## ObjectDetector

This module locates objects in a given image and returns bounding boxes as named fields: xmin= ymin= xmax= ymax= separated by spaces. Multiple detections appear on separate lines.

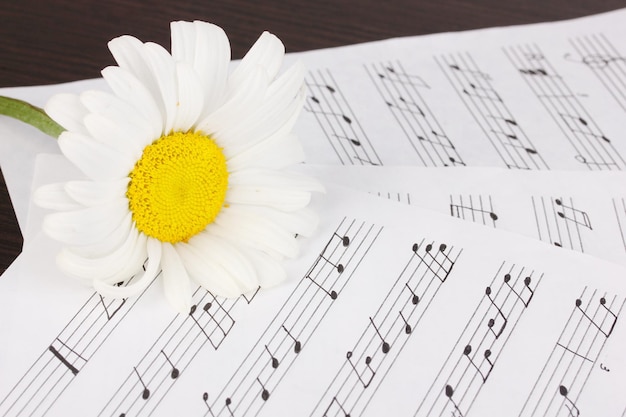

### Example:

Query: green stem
xmin=0 ymin=95 xmax=63 ymax=138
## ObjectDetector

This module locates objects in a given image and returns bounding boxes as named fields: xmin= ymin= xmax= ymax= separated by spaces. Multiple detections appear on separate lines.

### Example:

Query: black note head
xmin=575 ymin=299 xmax=583 ymax=307
xmin=412 ymin=243 xmax=419 ymax=252
xmin=412 ymin=295 xmax=419 ymax=305
xmin=485 ymin=286 xmax=492 ymax=296
xmin=555 ymin=198 xmax=563 ymax=206
xmin=490 ymin=212 xmax=498 ymax=221
xmin=524 ymin=276 xmax=532 ymax=286
xmin=488 ymin=318 xmax=495 ymax=328
xmin=463 ymin=345 xmax=472 ymax=355
xmin=226 ymin=398 xmax=232 ymax=406
xmin=203 ymin=302 xmax=211 ymax=312
xmin=425 ymin=244 xmax=433 ymax=252
xmin=503 ymin=274 xmax=511 ymax=283
xmin=171 ymin=368 xmax=180 ymax=379
xmin=557 ymin=212 xmax=565 ymax=219
xmin=330 ymin=290 xmax=338 ymax=300
xmin=600 ymin=297 xmax=607 ymax=305
xmin=341 ymin=236 xmax=350 ymax=246
xmin=310 ymin=96 xmax=320 ymax=104
xmin=559 ymin=385 xmax=568 ymax=396
xmin=326 ymin=85 xmax=336 ymax=93
xmin=336 ymin=264 xmax=344 ymax=273
xmin=439 ymin=243 xmax=447 ymax=252
xmin=365 ymin=356 xmax=372 ymax=365
xmin=346 ymin=351 xmax=353 ymax=359
xmin=272 ymin=358 xmax=279 ymax=369
xmin=261 ymin=389 xmax=270 ymax=401
xmin=554 ymin=242 xmax=562 ymax=247
xmin=189 ymin=305 xmax=197 ymax=315
xmin=526 ymin=148 xmax=538 ymax=154
xmin=294 ymin=341 xmax=302 ymax=354
xmin=142 ymin=388 xmax=150 ymax=400
xmin=484 ymin=349 xmax=492 ymax=359
xmin=382 ymin=343 xmax=390 ymax=354
xmin=445 ymin=384 xmax=455 ymax=397
xmin=203 ymin=392 xmax=209 ymax=401
xmin=405 ymin=324 xmax=412 ymax=334
xmin=342 ymin=115 xmax=352 ymax=124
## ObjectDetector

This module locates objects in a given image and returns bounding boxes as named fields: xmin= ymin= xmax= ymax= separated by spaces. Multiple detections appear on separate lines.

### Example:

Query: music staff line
xmin=568 ymin=33 xmax=626 ymax=112
xmin=312 ymin=239 xmax=461 ymax=417
xmin=449 ymin=194 xmax=499 ymax=228
xmin=415 ymin=262 xmax=541 ymax=417
xmin=201 ymin=219 xmax=383 ymax=417
xmin=0 ymin=270 xmax=155 ymax=417
xmin=305 ymin=69 xmax=382 ymax=166
xmin=365 ymin=60 xmax=466 ymax=167
xmin=504 ymin=43 xmax=626 ymax=170
xmin=436 ymin=52 xmax=548 ymax=170
xmin=100 ymin=285 xmax=255 ymax=417
xmin=518 ymin=288 xmax=624 ymax=416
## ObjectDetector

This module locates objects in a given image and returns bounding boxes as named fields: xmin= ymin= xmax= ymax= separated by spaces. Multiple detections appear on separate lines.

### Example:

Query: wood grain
xmin=1 ymin=0 xmax=625 ymax=272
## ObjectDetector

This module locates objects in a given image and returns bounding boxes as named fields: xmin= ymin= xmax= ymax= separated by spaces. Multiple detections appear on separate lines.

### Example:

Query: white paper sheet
xmin=299 ymin=164 xmax=626 ymax=267
xmin=3 ymin=8 xmax=626 ymax=233
xmin=2 ymin=185 xmax=626 ymax=417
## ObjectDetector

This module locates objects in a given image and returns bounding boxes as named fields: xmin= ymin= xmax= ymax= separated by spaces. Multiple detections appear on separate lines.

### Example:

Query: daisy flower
xmin=34 ymin=21 xmax=323 ymax=313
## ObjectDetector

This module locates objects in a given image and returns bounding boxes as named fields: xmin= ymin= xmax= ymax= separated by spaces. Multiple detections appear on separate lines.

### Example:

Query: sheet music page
xmin=299 ymin=164 xmax=626 ymax=267
xmin=2 ymin=184 xmax=626 ymax=417
xmin=3 ymin=8 xmax=626 ymax=232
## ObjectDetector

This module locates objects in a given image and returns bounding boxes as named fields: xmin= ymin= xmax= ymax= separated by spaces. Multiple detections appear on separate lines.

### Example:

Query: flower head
xmin=35 ymin=21 xmax=323 ymax=313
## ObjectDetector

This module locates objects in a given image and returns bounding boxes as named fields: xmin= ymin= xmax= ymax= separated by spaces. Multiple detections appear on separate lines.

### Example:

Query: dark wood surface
xmin=1 ymin=0 xmax=626 ymax=273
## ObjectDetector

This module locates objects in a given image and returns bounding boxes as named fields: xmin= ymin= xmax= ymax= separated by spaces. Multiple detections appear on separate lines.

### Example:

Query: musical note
xmin=202 ymin=392 xmax=216 ymax=417
xmin=449 ymin=63 xmax=491 ymax=80
xmin=353 ymin=155 xmax=380 ymax=165
xmin=225 ymin=397 xmax=235 ymax=417
xmin=574 ymin=154 xmax=618 ymax=168
xmin=265 ymin=345 xmax=279 ymax=369
xmin=134 ymin=367 xmax=150 ymax=400
xmin=99 ymin=294 xmax=127 ymax=320
xmin=559 ymin=113 xmax=611 ymax=143
xmin=399 ymin=311 xmax=412 ymax=334
xmin=519 ymin=68 xmax=549 ymax=76
xmin=412 ymin=243 xmax=454 ymax=282
xmin=559 ymin=385 xmax=580 ymax=417
xmin=378 ymin=66 xmax=430 ymax=88
xmin=333 ymin=233 xmax=350 ymax=247
xmin=386 ymin=97 xmax=425 ymax=116
xmin=485 ymin=286 xmax=508 ymax=338
xmin=323 ymin=396 xmax=351 ymax=417
xmin=306 ymin=274 xmax=338 ymax=300
xmin=308 ymin=83 xmax=336 ymax=93
xmin=564 ymin=52 xmax=626 ymax=69
xmin=281 ymin=325 xmax=302 ymax=353
xmin=189 ymin=304 xmax=210 ymax=340
xmin=444 ymin=384 xmax=464 ymax=417
xmin=555 ymin=198 xmax=592 ymax=230
xmin=462 ymin=345 xmax=493 ymax=382
xmin=462 ymin=83 xmax=502 ymax=102
xmin=201 ymin=301 xmax=229 ymax=337
xmin=346 ymin=351 xmax=375 ymax=388
xmin=405 ymin=282 xmax=420 ymax=305
xmin=369 ymin=317 xmax=390 ymax=353
xmin=257 ymin=377 xmax=271 ymax=401
xmin=450 ymin=203 xmax=498 ymax=222
xmin=503 ymin=274 xmax=534 ymax=307
xmin=160 ymin=350 xmax=180 ymax=379
xmin=575 ymin=298 xmax=614 ymax=337
xmin=333 ymin=133 xmax=361 ymax=146
xmin=306 ymin=97 xmax=353 ymax=125
xmin=600 ymin=297 xmax=618 ymax=336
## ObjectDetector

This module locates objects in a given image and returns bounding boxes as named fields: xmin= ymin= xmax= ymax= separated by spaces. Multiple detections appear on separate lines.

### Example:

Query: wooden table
xmin=1 ymin=0 xmax=625 ymax=273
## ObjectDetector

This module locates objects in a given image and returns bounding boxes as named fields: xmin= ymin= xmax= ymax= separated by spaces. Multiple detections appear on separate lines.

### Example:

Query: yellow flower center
xmin=126 ymin=131 xmax=228 ymax=243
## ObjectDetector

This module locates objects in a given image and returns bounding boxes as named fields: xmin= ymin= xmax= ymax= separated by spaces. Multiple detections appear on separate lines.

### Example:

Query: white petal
xmin=176 ymin=243 xmax=244 ymax=298
xmin=173 ymin=62 xmax=204 ymax=131
xmin=67 ymin=213 xmax=133 ymax=258
xmin=45 ymin=93 xmax=89 ymax=135
xmin=229 ymin=32 xmax=284 ymax=86
xmin=245 ymin=206 xmax=319 ymax=237
xmin=170 ymin=21 xmax=196 ymax=63
xmin=236 ymin=245 xmax=286 ymax=289
xmin=101 ymin=66 xmax=163 ymax=135
xmin=188 ymin=232 xmax=258 ymax=292
xmin=58 ymin=131 xmax=135 ymax=181
xmin=64 ymin=178 xmax=129 ymax=207
xmin=93 ymin=237 xmax=161 ymax=298
xmin=196 ymin=66 xmax=269 ymax=136
xmin=161 ymin=243 xmax=192 ymax=313
xmin=143 ymin=42 xmax=178 ymax=133
xmin=42 ymin=198 xmax=129 ymax=246
xmin=80 ymin=90 xmax=158 ymax=151
xmin=227 ymin=168 xmax=324 ymax=211
xmin=190 ymin=21 xmax=230 ymax=115
xmin=227 ymin=132 xmax=305 ymax=171
xmin=57 ymin=224 xmax=143 ymax=280
xmin=212 ymin=205 xmax=298 ymax=259
xmin=34 ymin=183 xmax=82 ymax=211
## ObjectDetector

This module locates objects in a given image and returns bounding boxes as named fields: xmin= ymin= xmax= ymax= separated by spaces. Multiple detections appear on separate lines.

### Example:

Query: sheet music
xmin=3 ymin=8 xmax=626 ymax=234
xmin=2 ymin=184 xmax=626 ymax=416
xmin=300 ymin=164 xmax=626 ymax=268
